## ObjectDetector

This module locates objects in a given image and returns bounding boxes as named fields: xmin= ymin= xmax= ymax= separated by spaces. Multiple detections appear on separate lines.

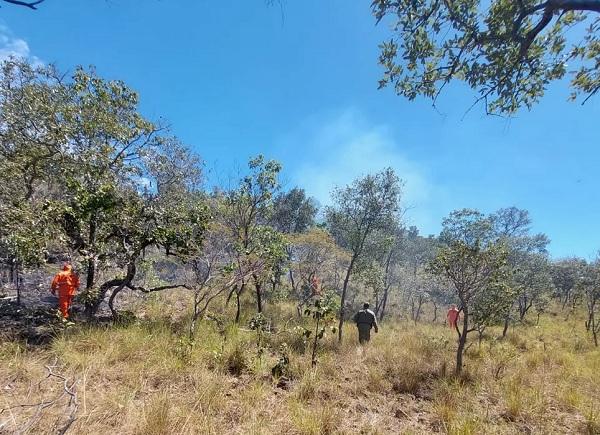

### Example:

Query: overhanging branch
xmin=519 ymin=5 xmax=554 ymax=57
xmin=518 ymin=0 xmax=600 ymax=57
xmin=555 ymin=0 xmax=600 ymax=12
xmin=1 ymin=0 xmax=45 ymax=9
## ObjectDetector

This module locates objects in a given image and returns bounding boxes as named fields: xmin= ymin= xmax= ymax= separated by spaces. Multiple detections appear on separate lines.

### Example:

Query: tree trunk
xmin=86 ymin=257 xmax=96 ymax=288
xmin=84 ymin=214 xmax=99 ymax=316
xmin=477 ymin=327 xmax=484 ymax=348
xmin=88 ymin=285 xmax=109 ymax=319
xmin=456 ymin=306 xmax=468 ymax=375
xmin=502 ymin=315 xmax=510 ymax=338
xmin=86 ymin=216 xmax=97 ymax=290
xmin=15 ymin=264 xmax=21 ymax=306
xmin=235 ymin=292 xmax=241 ymax=323
xmin=591 ymin=299 xmax=598 ymax=347
xmin=108 ymin=285 xmax=126 ymax=318
xmin=256 ymin=283 xmax=263 ymax=313
xmin=380 ymin=285 xmax=390 ymax=322
xmin=311 ymin=315 xmax=320 ymax=367
xmin=254 ymin=277 xmax=263 ymax=314
xmin=190 ymin=292 xmax=200 ymax=344
xmin=377 ymin=248 xmax=393 ymax=321
xmin=415 ymin=295 xmax=423 ymax=323
xmin=518 ymin=297 xmax=532 ymax=321
xmin=289 ymin=269 xmax=295 ymax=292
xmin=90 ymin=262 xmax=136 ymax=319
xmin=337 ymin=257 xmax=356 ymax=343
xmin=432 ymin=302 xmax=438 ymax=323
xmin=562 ymin=290 xmax=570 ymax=309
xmin=518 ymin=300 xmax=525 ymax=321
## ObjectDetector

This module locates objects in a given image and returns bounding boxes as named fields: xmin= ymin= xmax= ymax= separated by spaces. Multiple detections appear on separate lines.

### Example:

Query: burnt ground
xmin=0 ymin=268 xmax=64 ymax=345
xmin=0 ymin=300 xmax=61 ymax=346
xmin=0 ymin=256 xmax=188 ymax=344
xmin=0 ymin=268 xmax=146 ymax=346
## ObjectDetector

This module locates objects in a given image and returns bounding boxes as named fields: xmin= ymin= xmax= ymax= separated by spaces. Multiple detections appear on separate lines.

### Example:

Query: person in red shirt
xmin=447 ymin=304 xmax=460 ymax=329
xmin=310 ymin=275 xmax=321 ymax=296
xmin=51 ymin=263 xmax=80 ymax=319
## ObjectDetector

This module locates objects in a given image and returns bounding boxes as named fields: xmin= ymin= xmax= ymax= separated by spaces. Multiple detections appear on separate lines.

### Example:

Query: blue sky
xmin=1 ymin=0 xmax=598 ymax=258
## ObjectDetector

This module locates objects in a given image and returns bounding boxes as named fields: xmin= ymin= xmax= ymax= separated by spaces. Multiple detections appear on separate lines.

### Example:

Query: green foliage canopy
xmin=372 ymin=0 xmax=600 ymax=114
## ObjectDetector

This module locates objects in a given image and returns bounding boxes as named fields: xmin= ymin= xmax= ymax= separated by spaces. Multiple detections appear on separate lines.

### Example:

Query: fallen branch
xmin=0 ymin=358 xmax=78 ymax=434
xmin=45 ymin=361 xmax=79 ymax=435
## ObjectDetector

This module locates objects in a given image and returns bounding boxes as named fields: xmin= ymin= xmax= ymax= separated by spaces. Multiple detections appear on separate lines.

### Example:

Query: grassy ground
xmin=1 ymin=301 xmax=599 ymax=434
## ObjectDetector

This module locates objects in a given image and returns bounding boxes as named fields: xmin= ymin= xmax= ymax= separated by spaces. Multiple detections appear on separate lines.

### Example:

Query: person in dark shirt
xmin=353 ymin=302 xmax=379 ymax=344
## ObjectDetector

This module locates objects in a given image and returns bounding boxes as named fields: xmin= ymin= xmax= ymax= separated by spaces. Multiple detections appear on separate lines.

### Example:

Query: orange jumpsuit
xmin=51 ymin=264 xmax=80 ymax=318
xmin=447 ymin=307 xmax=459 ymax=329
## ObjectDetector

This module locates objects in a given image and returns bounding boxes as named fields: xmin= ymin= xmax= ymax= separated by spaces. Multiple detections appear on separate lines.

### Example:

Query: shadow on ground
xmin=0 ymin=298 xmax=65 ymax=346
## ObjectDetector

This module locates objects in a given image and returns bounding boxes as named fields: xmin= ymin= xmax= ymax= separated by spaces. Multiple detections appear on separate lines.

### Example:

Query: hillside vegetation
xmin=1 ymin=298 xmax=599 ymax=434
xmin=1 ymin=59 xmax=600 ymax=435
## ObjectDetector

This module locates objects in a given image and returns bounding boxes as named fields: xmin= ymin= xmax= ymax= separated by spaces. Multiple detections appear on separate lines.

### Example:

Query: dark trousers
xmin=357 ymin=324 xmax=371 ymax=344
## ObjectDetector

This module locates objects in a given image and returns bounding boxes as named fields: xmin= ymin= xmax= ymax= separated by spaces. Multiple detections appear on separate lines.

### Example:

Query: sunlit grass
xmin=1 ymin=302 xmax=599 ymax=433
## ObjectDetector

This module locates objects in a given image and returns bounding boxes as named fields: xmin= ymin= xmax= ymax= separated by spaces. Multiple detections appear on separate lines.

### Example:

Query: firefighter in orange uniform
xmin=51 ymin=263 xmax=80 ymax=319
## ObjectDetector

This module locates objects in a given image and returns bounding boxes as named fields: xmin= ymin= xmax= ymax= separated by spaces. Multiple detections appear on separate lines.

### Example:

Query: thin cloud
xmin=287 ymin=109 xmax=440 ymax=234
xmin=0 ymin=24 xmax=42 ymax=64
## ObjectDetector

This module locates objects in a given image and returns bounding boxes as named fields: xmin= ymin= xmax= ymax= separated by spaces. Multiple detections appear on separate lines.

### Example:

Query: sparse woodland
xmin=1 ymin=60 xmax=599 ymax=434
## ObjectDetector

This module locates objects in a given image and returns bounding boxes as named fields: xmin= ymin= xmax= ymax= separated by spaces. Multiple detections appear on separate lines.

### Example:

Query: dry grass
xmin=1 ymin=302 xmax=599 ymax=434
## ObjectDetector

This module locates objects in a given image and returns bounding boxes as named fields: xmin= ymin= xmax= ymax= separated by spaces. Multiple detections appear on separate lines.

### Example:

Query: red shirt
xmin=447 ymin=308 xmax=459 ymax=324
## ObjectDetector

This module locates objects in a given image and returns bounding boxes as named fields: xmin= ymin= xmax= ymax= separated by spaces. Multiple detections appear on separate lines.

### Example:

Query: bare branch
xmin=1 ymin=0 xmax=44 ymax=9
xmin=0 ymin=359 xmax=78 ymax=433
xmin=128 ymin=283 xmax=191 ymax=293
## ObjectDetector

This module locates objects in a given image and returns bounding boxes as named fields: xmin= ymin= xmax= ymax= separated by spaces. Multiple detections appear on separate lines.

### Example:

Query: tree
xmin=74 ymin=141 xmax=208 ymax=318
xmin=552 ymin=257 xmax=587 ymax=309
xmin=0 ymin=59 xmax=209 ymax=317
xmin=272 ymin=188 xmax=318 ymax=234
xmin=513 ymin=253 xmax=553 ymax=321
xmin=488 ymin=207 xmax=550 ymax=335
xmin=185 ymin=223 xmax=233 ymax=344
xmin=470 ymin=279 xmax=517 ymax=346
xmin=49 ymin=68 xmax=206 ymax=317
xmin=325 ymin=168 xmax=402 ymax=342
xmin=429 ymin=209 xmax=511 ymax=374
xmin=0 ymin=60 xmax=68 ymax=303
xmin=287 ymin=228 xmax=348 ymax=316
xmin=0 ymin=203 xmax=51 ymax=304
xmin=427 ymin=277 xmax=454 ymax=323
xmin=353 ymin=222 xmax=418 ymax=322
xmin=271 ymin=187 xmax=318 ymax=295
xmin=372 ymin=0 xmax=600 ymax=114
xmin=358 ymin=260 xmax=386 ymax=315
xmin=219 ymin=155 xmax=287 ymax=320
xmin=581 ymin=259 xmax=600 ymax=346
xmin=398 ymin=227 xmax=438 ymax=323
